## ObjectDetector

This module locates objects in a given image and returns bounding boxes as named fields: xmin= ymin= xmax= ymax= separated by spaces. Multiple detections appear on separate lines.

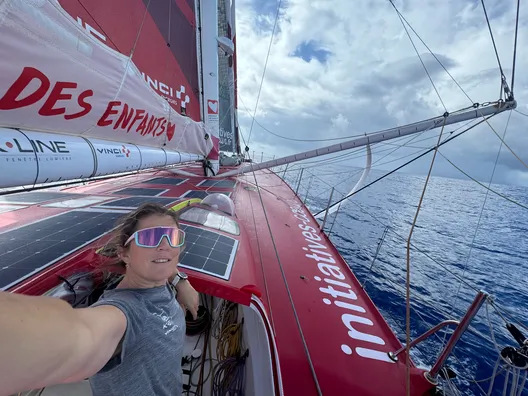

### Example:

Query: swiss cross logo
xmin=122 ymin=145 xmax=131 ymax=157
xmin=207 ymin=100 xmax=218 ymax=115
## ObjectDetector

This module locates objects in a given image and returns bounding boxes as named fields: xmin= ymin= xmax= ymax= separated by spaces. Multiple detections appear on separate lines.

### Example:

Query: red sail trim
xmin=175 ymin=0 xmax=196 ymax=26
xmin=58 ymin=0 xmax=201 ymax=122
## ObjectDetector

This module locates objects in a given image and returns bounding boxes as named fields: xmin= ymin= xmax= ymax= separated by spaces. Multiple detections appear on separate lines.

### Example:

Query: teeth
xmin=153 ymin=259 xmax=169 ymax=263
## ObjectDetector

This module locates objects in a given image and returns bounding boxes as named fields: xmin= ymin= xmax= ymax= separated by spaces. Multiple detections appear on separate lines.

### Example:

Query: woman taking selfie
xmin=0 ymin=203 xmax=199 ymax=396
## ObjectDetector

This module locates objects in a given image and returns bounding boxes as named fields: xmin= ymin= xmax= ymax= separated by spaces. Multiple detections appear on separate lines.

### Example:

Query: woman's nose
xmin=157 ymin=235 xmax=171 ymax=249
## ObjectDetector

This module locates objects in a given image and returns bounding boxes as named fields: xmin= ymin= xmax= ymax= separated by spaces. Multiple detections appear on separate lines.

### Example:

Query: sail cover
xmin=0 ymin=0 xmax=213 ymax=157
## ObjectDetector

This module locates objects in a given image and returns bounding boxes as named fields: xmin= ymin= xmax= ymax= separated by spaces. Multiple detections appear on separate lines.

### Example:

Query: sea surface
xmin=282 ymin=164 xmax=528 ymax=396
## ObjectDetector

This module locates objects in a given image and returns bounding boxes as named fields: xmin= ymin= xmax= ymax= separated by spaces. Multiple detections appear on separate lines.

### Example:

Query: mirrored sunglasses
xmin=124 ymin=226 xmax=185 ymax=248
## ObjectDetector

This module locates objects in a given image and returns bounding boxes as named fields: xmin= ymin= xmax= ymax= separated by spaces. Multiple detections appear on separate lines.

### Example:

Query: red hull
xmin=1 ymin=165 xmax=435 ymax=395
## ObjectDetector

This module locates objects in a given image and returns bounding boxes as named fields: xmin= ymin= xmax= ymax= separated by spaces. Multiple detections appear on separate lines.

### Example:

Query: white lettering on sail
xmin=290 ymin=203 xmax=394 ymax=364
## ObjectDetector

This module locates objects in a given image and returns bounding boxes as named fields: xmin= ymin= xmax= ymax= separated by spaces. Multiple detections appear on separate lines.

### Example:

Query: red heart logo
xmin=166 ymin=122 xmax=175 ymax=141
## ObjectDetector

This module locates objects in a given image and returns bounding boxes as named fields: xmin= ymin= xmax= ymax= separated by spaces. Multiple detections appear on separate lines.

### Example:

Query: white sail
xmin=0 ymin=0 xmax=213 ymax=156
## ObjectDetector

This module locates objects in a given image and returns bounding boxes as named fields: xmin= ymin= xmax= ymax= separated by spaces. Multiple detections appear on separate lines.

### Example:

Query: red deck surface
xmin=1 ymin=165 xmax=435 ymax=395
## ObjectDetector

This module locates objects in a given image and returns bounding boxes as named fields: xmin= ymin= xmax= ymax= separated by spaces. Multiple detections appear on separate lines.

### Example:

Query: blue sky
xmin=234 ymin=0 xmax=528 ymax=186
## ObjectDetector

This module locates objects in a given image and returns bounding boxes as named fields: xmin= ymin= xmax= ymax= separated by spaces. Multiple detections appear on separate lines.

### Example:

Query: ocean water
xmin=283 ymin=165 xmax=528 ymax=396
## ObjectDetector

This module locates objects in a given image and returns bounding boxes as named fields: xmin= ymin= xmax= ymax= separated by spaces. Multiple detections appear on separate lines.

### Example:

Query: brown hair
xmin=97 ymin=202 xmax=181 ymax=271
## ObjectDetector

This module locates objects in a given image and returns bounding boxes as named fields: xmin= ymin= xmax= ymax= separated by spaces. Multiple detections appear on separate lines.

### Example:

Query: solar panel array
xmin=113 ymin=187 xmax=167 ymax=196
xmin=0 ymin=189 xmax=239 ymax=288
xmin=179 ymin=224 xmax=238 ymax=280
xmin=0 ymin=191 xmax=85 ymax=205
xmin=97 ymin=196 xmax=180 ymax=209
xmin=144 ymin=177 xmax=187 ymax=185
xmin=181 ymin=190 xmax=231 ymax=199
xmin=198 ymin=180 xmax=236 ymax=189
xmin=0 ymin=210 xmax=123 ymax=290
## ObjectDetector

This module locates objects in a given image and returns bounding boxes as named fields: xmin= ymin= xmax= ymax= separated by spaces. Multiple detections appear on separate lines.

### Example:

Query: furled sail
xmin=0 ymin=0 xmax=213 ymax=156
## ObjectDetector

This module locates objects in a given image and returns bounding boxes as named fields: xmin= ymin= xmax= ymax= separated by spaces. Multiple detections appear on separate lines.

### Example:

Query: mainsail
xmin=0 ymin=0 xmax=234 ymax=188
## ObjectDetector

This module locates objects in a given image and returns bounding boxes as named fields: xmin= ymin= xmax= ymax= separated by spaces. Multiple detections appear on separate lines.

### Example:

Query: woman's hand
xmin=175 ymin=280 xmax=199 ymax=320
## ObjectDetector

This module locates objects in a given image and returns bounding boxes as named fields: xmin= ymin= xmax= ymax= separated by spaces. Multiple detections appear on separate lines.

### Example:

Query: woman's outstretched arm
xmin=0 ymin=291 xmax=127 ymax=395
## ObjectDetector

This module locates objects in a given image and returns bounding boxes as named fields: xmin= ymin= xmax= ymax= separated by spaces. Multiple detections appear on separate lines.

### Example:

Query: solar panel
xmin=113 ymin=187 xmax=168 ymax=196
xmin=178 ymin=224 xmax=238 ymax=280
xmin=144 ymin=177 xmax=187 ymax=186
xmin=197 ymin=180 xmax=236 ymax=189
xmin=0 ymin=191 xmax=85 ymax=205
xmin=180 ymin=190 xmax=231 ymax=199
xmin=97 ymin=196 xmax=181 ymax=209
xmin=181 ymin=190 xmax=209 ymax=199
xmin=0 ymin=210 xmax=123 ymax=290
xmin=41 ymin=196 xmax=111 ymax=208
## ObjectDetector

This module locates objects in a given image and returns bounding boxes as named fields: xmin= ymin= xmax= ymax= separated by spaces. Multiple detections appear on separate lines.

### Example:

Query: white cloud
xmin=331 ymin=113 xmax=350 ymax=132
xmin=234 ymin=0 xmax=528 ymax=185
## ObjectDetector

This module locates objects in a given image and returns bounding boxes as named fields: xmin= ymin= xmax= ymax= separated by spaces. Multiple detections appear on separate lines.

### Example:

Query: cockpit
xmin=177 ymin=193 xmax=239 ymax=235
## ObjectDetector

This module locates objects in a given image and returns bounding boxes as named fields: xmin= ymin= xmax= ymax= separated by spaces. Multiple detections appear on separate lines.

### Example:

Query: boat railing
xmin=388 ymin=291 xmax=488 ymax=384
xmin=269 ymin=162 xmax=528 ymax=394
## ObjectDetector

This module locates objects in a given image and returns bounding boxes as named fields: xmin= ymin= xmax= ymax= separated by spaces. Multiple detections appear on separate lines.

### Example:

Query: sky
xmin=233 ymin=0 xmax=528 ymax=186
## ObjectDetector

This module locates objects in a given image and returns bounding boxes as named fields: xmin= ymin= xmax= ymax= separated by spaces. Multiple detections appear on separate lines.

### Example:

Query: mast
xmin=230 ymin=0 xmax=241 ymax=155
xmin=199 ymin=0 xmax=221 ymax=176
xmin=218 ymin=100 xmax=517 ymax=177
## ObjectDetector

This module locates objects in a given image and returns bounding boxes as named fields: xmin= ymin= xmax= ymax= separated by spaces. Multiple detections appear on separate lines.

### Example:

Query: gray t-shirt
xmin=88 ymin=283 xmax=186 ymax=396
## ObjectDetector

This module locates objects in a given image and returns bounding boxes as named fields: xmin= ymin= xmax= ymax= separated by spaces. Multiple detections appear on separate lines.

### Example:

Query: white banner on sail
xmin=0 ymin=0 xmax=213 ymax=157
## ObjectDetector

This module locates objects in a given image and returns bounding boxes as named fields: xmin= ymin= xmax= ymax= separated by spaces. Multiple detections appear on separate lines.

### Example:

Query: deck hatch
xmin=196 ymin=180 xmax=236 ymax=188
xmin=97 ymin=196 xmax=180 ymax=209
xmin=144 ymin=177 xmax=187 ymax=186
xmin=0 ymin=191 xmax=85 ymax=205
xmin=112 ymin=187 xmax=168 ymax=196
xmin=0 ymin=210 xmax=123 ymax=290
xmin=179 ymin=224 xmax=238 ymax=280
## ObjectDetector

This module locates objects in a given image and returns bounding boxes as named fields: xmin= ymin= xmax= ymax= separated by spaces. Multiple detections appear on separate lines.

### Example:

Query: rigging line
xmin=437 ymin=151 xmax=528 ymax=211
xmin=451 ymin=111 xmax=512 ymax=310
xmin=129 ymin=0 xmax=151 ymax=59
xmin=312 ymin=114 xmax=495 ymax=218
xmin=312 ymin=176 xmax=482 ymax=296
xmin=511 ymin=0 xmax=521 ymax=95
xmin=481 ymin=113 xmax=525 ymax=167
xmin=299 ymin=142 xmax=430 ymax=175
xmin=113 ymin=0 xmax=151 ymax=101
xmin=297 ymin=129 xmax=434 ymax=180
xmin=299 ymin=121 xmax=476 ymax=174
xmin=248 ymin=170 xmax=322 ymax=395
xmin=404 ymin=119 xmax=447 ymax=396
xmin=440 ymin=110 xmax=512 ymax=351
xmin=489 ymin=300 xmax=528 ymax=334
xmin=246 ymin=0 xmax=282 ymax=146
xmin=238 ymin=94 xmax=368 ymax=143
xmin=388 ymin=1 xmax=474 ymax=105
xmin=300 ymin=116 xmax=479 ymax=188
xmin=245 ymin=175 xmax=276 ymax=336
xmin=76 ymin=0 xmax=122 ymax=52
xmin=389 ymin=0 xmax=447 ymax=111
xmin=481 ymin=0 xmax=507 ymax=85
xmin=515 ymin=109 xmax=528 ymax=117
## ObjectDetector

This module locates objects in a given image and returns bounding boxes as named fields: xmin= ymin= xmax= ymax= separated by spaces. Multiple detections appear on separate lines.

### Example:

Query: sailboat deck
xmin=1 ymin=165 xmax=434 ymax=395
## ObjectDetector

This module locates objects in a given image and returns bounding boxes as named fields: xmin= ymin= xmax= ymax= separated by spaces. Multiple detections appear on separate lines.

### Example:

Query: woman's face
xmin=121 ymin=214 xmax=182 ymax=284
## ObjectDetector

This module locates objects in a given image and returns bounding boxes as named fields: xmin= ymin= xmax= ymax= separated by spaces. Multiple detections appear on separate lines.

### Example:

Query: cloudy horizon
xmin=234 ymin=0 xmax=528 ymax=186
